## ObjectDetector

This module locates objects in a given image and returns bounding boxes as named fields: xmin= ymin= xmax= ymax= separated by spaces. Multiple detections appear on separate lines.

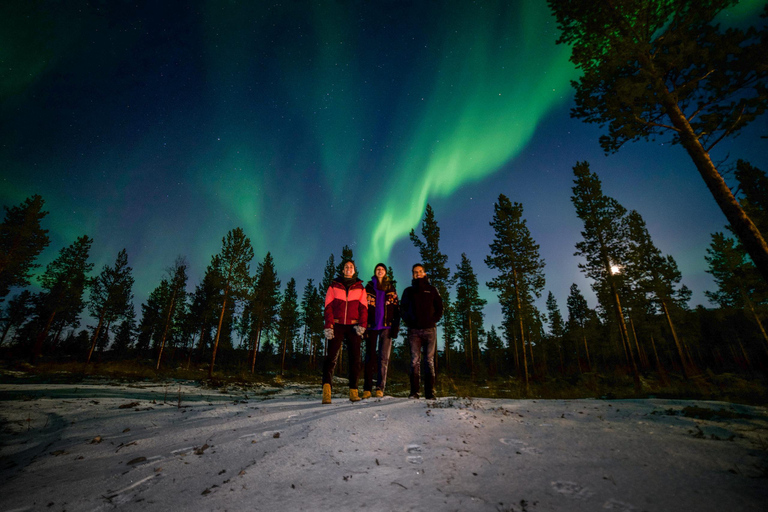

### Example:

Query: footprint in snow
xmin=286 ymin=414 xmax=300 ymax=423
xmin=550 ymin=480 xmax=594 ymax=500
xmin=373 ymin=413 xmax=387 ymax=421
xmin=405 ymin=444 xmax=424 ymax=464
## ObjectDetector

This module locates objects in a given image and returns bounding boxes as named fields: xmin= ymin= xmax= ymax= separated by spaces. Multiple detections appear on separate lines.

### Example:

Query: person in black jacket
xmin=400 ymin=263 xmax=443 ymax=399
xmin=363 ymin=263 xmax=400 ymax=398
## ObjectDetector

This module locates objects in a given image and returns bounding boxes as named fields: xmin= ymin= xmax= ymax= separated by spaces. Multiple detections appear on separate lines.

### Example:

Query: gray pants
xmin=408 ymin=327 xmax=436 ymax=396
xmin=364 ymin=329 xmax=393 ymax=392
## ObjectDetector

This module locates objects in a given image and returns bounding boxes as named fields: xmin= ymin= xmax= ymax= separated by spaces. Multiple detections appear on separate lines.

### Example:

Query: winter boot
xmin=375 ymin=388 xmax=384 ymax=398
xmin=409 ymin=373 xmax=420 ymax=399
xmin=425 ymin=373 xmax=436 ymax=400
xmin=349 ymin=389 xmax=361 ymax=402
xmin=361 ymin=390 xmax=372 ymax=399
xmin=322 ymin=383 xmax=332 ymax=404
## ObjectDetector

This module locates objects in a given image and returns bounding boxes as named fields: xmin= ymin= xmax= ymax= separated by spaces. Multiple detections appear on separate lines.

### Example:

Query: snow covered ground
xmin=1 ymin=376 xmax=766 ymax=512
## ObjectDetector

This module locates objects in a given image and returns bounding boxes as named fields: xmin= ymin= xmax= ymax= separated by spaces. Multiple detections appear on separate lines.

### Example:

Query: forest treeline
xmin=2 ymin=1 xmax=767 ymax=392
xmin=1 ymin=160 xmax=767 ymax=389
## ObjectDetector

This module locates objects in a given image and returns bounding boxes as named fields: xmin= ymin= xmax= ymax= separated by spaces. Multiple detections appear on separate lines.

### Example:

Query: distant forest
xmin=1 ymin=159 xmax=767 ymax=392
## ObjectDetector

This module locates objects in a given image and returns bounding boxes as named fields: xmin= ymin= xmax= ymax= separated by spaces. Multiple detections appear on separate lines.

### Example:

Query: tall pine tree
xmin=86 ymin=248 xmax=135 ymax=363
xmin=485 ymin=195 xmax=545 ymax=393
xmin=209 ymin=228 xmax=254 ymax=377
xmin=0 ymin=195 xmax=50 ymax=301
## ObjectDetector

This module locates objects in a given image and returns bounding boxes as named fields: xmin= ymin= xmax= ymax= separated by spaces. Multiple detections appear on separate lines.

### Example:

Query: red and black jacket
xmin=324 ymin=277 xmax=368 ymax=328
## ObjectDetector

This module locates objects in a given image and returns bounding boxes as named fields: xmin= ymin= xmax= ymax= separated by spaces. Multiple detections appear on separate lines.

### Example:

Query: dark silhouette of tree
xmin=387 ymin=266 xmax=397 ymax=289
xmin=485 ymin=325 xmax=504 ymax=376
xmin=625 ymin=210 xmax=692 ymax=375
xmin=571 ymin=162 xmax=640 ymax=384
xmin=486 ymin=195 xmax=544 ymax=394
xmin=111 ymin=310 xmax=136 ymax=357
xmin=246 ymin=252 xmax=280 ymax=372
xmin=410 ymin=204 xmax=453 ymax=364
xmin=0 ymin=195 xmax=50 ymax=301
xmin=735 ymin=160 xmax=768 ymax=237
xmin=545 ymin=291 xmax=566 ymax=372
xmin=452 ymin=253 xmax=486 ymax=373
xmin=185 ymin=264 xmax=219 ymax=364
xmin=300 ymin=278 xmax=324 ymax=366
xmin=549 ymin=0 xmax=768 ymax=281
xmin=209 ymin=228 xmax=254 ymax=377
xmin=155 ymin=257 xmax=188 ymax=369
xmin=706 ymin=232 xmax=768 ymax=355
xmin=566 ymin=283 xmax=593 ymax=371
xmin=278 ymin=278 xmax=300 ymax=374
xmin=32 ymin=235 xmax=93 ymax=361
xmin=0 ymin=290 xmax=33 ymax=346
xmin=86 ymin=249 xmax=135 ymax=363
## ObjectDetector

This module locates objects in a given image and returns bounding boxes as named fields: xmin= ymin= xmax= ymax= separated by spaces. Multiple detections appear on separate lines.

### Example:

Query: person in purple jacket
xmin=362 ymin=263 xmax=400 ymax=398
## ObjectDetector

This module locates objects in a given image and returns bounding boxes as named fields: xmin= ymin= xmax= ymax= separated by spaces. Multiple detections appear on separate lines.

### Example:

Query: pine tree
xmin=485 ymin=195 xmax=544 ymax=393
xmin=625 ymin=210 xmax=692 ymax=374
xmin=452 ymin=253 xmax=486 ymax=373
xmin=246 ymin=252 xmax=280 ymax=372
xmin=409 ymin=204 xmax=452 ymax=363
xmin=186 ymin=264 xmax=219 ymax=362
xmin=278 ymin=278 xmax=300 ymax=374
xmin=571 ymin=162 xmax=639 ymax=382
xmin=111 ymin=309 xmax=136 ymax=357
xmin=735 ymin=160 xmax=768 ymax=238
xmin=0 ymin=290 xmax=33 ymax=346
xmin=300 ymin=278 xmax=326 ymax=367
xmin=0 ymin=195 xmax=51 ymax=301
xmin=32 ymin=236 xmax=93 ymax=361
xmin=209 ymin=228 xmax=254 ymax=377
xmin=549 ymin=0 xmax=768 ymax=281
xmin=706 ymin=232 xmax=768 ymax=354
xmin=86 ymin=249 xmax=135 ymax=363
xmin=566 ymin=283 xmax=593 ymax=371
xmin=155 ymin=257 xmax=188 ymax=369
xmin=485 ymin=325 xmax=504 ymax=376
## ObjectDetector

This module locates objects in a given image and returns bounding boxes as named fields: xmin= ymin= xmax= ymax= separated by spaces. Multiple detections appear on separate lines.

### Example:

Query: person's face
xmin=375 ymin=266 xmax=386 ymax=280
xmin=343 ymin=262 xmax=356 ymax=278
xmin=412 ymin=266 xmax=426 ymax=279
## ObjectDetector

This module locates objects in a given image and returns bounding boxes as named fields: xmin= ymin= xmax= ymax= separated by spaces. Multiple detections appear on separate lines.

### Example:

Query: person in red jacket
xmin=322 ymin=259 xmax=368 ymax=404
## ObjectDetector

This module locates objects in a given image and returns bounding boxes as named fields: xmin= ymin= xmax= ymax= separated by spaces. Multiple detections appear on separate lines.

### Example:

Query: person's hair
xmin=342 ymin=259 xmax=356 ymax=272
xmin=412 ymin=263 xmax=425 ymax=272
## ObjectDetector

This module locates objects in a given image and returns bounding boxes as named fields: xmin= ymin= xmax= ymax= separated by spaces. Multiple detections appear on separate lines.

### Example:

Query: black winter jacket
xmin=400 ymin=277 xmax=443 ymax=329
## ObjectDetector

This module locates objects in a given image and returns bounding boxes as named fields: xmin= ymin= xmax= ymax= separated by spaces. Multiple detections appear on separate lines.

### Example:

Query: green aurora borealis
xmin=1 ymin=0 xmax=767 ymax=327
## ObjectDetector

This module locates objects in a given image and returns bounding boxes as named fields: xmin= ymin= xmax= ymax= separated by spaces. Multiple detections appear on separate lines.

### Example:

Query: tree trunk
xmin=582 ymin=328 xmax=591 ymax=371
xmin=660 ymin=298 xmax=690 ymax=379
xmin=513 ymin=270 xmax=530 ymax=395
xmin=468 ymin=314 xmax=474 ymax=376
xmin=744 ymin=297 xmax=768 ymax=356
xmin=281 ymin=334 xmax=288 ymax=375
xmin=157 ymin=290 xmax=178 ymax=370
xmin=209 ymin=291 xmax=228 ymax=378
xmin=251 ymin=319 xmax=264 ymax=373
xmin=657 ymin=89 xmax=768 ymax=283
xmin=31 ymin=311 xmax=56 ymax=362
xmin=86 ymin=314 xmax=105 ymax=364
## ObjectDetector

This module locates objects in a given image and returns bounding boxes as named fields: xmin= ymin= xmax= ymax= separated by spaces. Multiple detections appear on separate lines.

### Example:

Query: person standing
xmin=322 ymin=259 xmax=368 ymax=404
xmin=363 ymin=263 xmax=400 ymax=399
xmin=400 ymin=263 xmax=443 ymax=399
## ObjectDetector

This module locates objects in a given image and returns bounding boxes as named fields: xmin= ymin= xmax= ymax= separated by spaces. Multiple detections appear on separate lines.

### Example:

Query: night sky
xmin=2 ymin=0 xmax=767 ymax=333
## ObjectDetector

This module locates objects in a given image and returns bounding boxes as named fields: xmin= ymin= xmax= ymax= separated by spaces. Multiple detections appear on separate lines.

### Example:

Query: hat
xmin=375 ymin=262 xmax=387 ymax=272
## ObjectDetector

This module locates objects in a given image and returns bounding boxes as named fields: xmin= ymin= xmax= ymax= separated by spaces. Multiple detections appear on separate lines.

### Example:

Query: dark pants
xmin=322 ymin=324 xmax=362 ymax=389
xmin=364 ymin=329 xmax=393 ymax=392
xmin=408 ymin=327 xmax=436 ymax=396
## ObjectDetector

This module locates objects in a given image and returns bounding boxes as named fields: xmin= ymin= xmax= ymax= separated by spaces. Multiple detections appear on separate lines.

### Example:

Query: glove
xmin=354 ymin=325 xmax=366 ymax=336
xmin=324 ymin=328 xmax=335 ymax=340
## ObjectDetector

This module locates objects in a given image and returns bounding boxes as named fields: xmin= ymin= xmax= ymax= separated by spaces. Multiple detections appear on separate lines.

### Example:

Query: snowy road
xmin=1 ymin=380 xmax=766 ymax=511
